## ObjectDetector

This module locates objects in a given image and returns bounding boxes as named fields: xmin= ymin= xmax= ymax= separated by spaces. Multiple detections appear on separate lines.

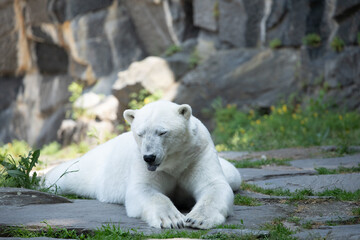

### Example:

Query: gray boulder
xmin=193 ymin=0 xmax=218 ymax=32
xmin=124 ymin=0 xmax=185 ymax=55
xmin=174 ymin=48 xmax=301 ymax=123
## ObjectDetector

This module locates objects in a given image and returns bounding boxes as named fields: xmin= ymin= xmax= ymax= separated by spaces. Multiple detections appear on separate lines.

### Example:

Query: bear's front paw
xmin=146 ymin=207 xmax=185 ymax=229
xmin=185 ymin=210 xmax=225 ymax=229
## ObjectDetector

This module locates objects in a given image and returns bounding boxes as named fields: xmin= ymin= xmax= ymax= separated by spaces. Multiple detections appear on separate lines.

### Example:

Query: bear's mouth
xmin=146 ymin=163 xmax=160 ymax=171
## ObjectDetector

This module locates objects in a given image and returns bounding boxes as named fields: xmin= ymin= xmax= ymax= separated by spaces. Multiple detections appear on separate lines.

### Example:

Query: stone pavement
xmin=0 ymin=148 xmax=359 ymax=239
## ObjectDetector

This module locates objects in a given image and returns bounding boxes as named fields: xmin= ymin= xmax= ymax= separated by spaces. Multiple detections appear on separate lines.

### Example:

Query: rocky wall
xmin=0 ymin=0 xmax=359 ymax=146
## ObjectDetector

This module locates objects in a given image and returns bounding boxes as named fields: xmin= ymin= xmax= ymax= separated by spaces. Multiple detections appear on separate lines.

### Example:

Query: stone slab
xmin=247 ymin=173 xmax=360 ymax=193
xmin=0 ymin=200 xmax=292 ymax=234
xmin=292 ymin=224 xmax=360 ymax=240
xmin=289 ymin=154 xmax=360 ymax=170
xmin=238 ymin=168 xmax=316 ymax=181
xmin=0 ymin=188 xmax=71 ymax=206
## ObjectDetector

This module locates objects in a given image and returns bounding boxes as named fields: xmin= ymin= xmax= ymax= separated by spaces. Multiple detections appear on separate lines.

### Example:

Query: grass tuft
xmin=315 ymin=164 xmax=360 ymax=175
xmin=234 ymin=194 xmax=261 ymax=206
xmin=230 ymin=158 xmax=291 ymax=168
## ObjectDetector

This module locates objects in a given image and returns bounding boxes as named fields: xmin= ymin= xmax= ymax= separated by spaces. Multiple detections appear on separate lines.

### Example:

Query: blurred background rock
xmin=0 ymin=0 xmax=359 ymax=148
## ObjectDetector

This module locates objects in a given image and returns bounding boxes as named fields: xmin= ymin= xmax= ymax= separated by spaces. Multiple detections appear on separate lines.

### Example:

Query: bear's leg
xmin=125 ymin=186 xmax=185 ymax=229
xmin=185 ymin=182 xmax=234 ymax=229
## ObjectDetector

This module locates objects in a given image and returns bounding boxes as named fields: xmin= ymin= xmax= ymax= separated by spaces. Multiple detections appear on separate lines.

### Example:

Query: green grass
xmin=302 ymin=33 xmax=321 ymax=47
xmin=315 ymin=164 xmax=360 ymax=175
xmin=230 ymin=158 xmax=291 ymax=168
xmin=331 ymin=36 xmax=345 ymax=52
xmin=212 ymin=94 xmax=360 ymax=152
xmin=262 ymin=220 xmax=295 ymax=240
xmin=269 ymin=38 xmax=282 ymax=49
xmin=242 ymin=182 xmax=360 ymax=202
xmin=3 ymin=223 xmax=255 ymax=240
xmin=352 ymin=207 xmax=360 ymax=216
xmin=234 ymin=194 xmax=261 ymax=206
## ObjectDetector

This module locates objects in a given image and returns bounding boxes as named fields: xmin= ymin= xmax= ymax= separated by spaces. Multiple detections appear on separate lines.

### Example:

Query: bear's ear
xmin=178 ymin=104 xmax=192 ymax=120
xmin=123 ymin=109 xmax=137 ymax=124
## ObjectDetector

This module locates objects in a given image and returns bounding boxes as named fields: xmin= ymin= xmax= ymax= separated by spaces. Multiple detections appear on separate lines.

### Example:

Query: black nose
xmin=143 ymin=154 xmax=156 ymax=163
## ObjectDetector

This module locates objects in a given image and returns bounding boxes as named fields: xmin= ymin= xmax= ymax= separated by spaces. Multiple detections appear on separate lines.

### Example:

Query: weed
xmin=212 ymin=95 xmax=360 ymax=151
xmin=315 ymin=164 xmax=360 ymax=175
xmin=352 ymin=207 xmax=360 ymax=216
xmin=0 ymin=140 xmax=31 ymax=158
xmin=241 ymin=182 xmax=291 ymax=196
xmin=234 ymin=194 xmax=261 ymax=206
xmin=302 ymin=33 xmax=321 ymax=47
xmin=269 ymin=38 xmax=282 ymax=49
xmin=331 ymin=36 xmax=345 ymax=52
xmin=262 ymin=220 xmax=295 ymax=240
xmin=0 ymin=150 xmax=40 ymax=189
xmin=287 ymin=216 xmax=301 ymax=225
xmin=164 ymin=44 xmax=182 ymax=57
xmin=230 ymin=158 xmax=290 ymax=168
xmin=189 ymin=49 xmax=201 ymax=69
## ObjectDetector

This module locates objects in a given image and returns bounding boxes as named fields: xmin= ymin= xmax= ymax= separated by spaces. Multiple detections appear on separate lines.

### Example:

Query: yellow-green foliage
xmin=128 ymin=89 xmax=162 ymax=110
xmin=331 ymin=36 xmax=345 ymax=52
xmin=213 ymin=94 xmax=360 ymax=151
xmin=189 ymin=49 xmax=201 ymax=69
xmin=269 ymin=38 xmax=282 ymax=49
xmin=67 ymin=81 xmax=85 ymax=120
xmin=302 ymin=33 xmax=321 ymax=47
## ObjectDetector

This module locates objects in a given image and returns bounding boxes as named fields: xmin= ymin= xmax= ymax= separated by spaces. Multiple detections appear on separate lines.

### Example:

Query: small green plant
xmin=302 ymin=33 xmax=321 ymax=47
xmin=68 ymin=81 xmax=86 ymax=120
xmin=230 ymin=158 xmax=291 ymax=168
xmin=128 ymin=89 xmax=162 ymax=110
xmin=269 ymin=38 xmax=282 ymax=49
xmin=352 ymin=207 xmax=360 ymax=216
xmin=0 ymin=150 xmax=40 ymax=189
xmin=301 ymin=220 xmax=314 ymax=229
xmin=212 ymin=94 xmax=360 ymax=151
xmin=189 ymin=49 xmax=201 ymax=69
xmin=41 ymin=142 xmax=61 ymax=156
xmin=164 ymin=44 xmax=182 ymax=57
xmin=234 ymin=194 xmax=261 ymax=206
xmin=262 ymin=220 xmax=295 ymax=240
xmin=331 ymin=36 xmax=345 ymax=52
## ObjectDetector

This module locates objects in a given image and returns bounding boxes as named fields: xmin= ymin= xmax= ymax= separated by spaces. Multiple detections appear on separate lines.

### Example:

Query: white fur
xmin=45 ymin=101 xmax=242 ymax=229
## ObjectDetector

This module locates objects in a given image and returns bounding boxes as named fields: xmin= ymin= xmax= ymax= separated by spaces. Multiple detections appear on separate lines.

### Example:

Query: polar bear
xmin=45 ymin=101 xmax=241 ymax=229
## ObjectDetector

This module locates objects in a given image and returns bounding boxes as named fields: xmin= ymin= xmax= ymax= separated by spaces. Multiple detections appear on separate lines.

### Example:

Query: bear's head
xmin=123 ymin=101 xmax=192 ymax=172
